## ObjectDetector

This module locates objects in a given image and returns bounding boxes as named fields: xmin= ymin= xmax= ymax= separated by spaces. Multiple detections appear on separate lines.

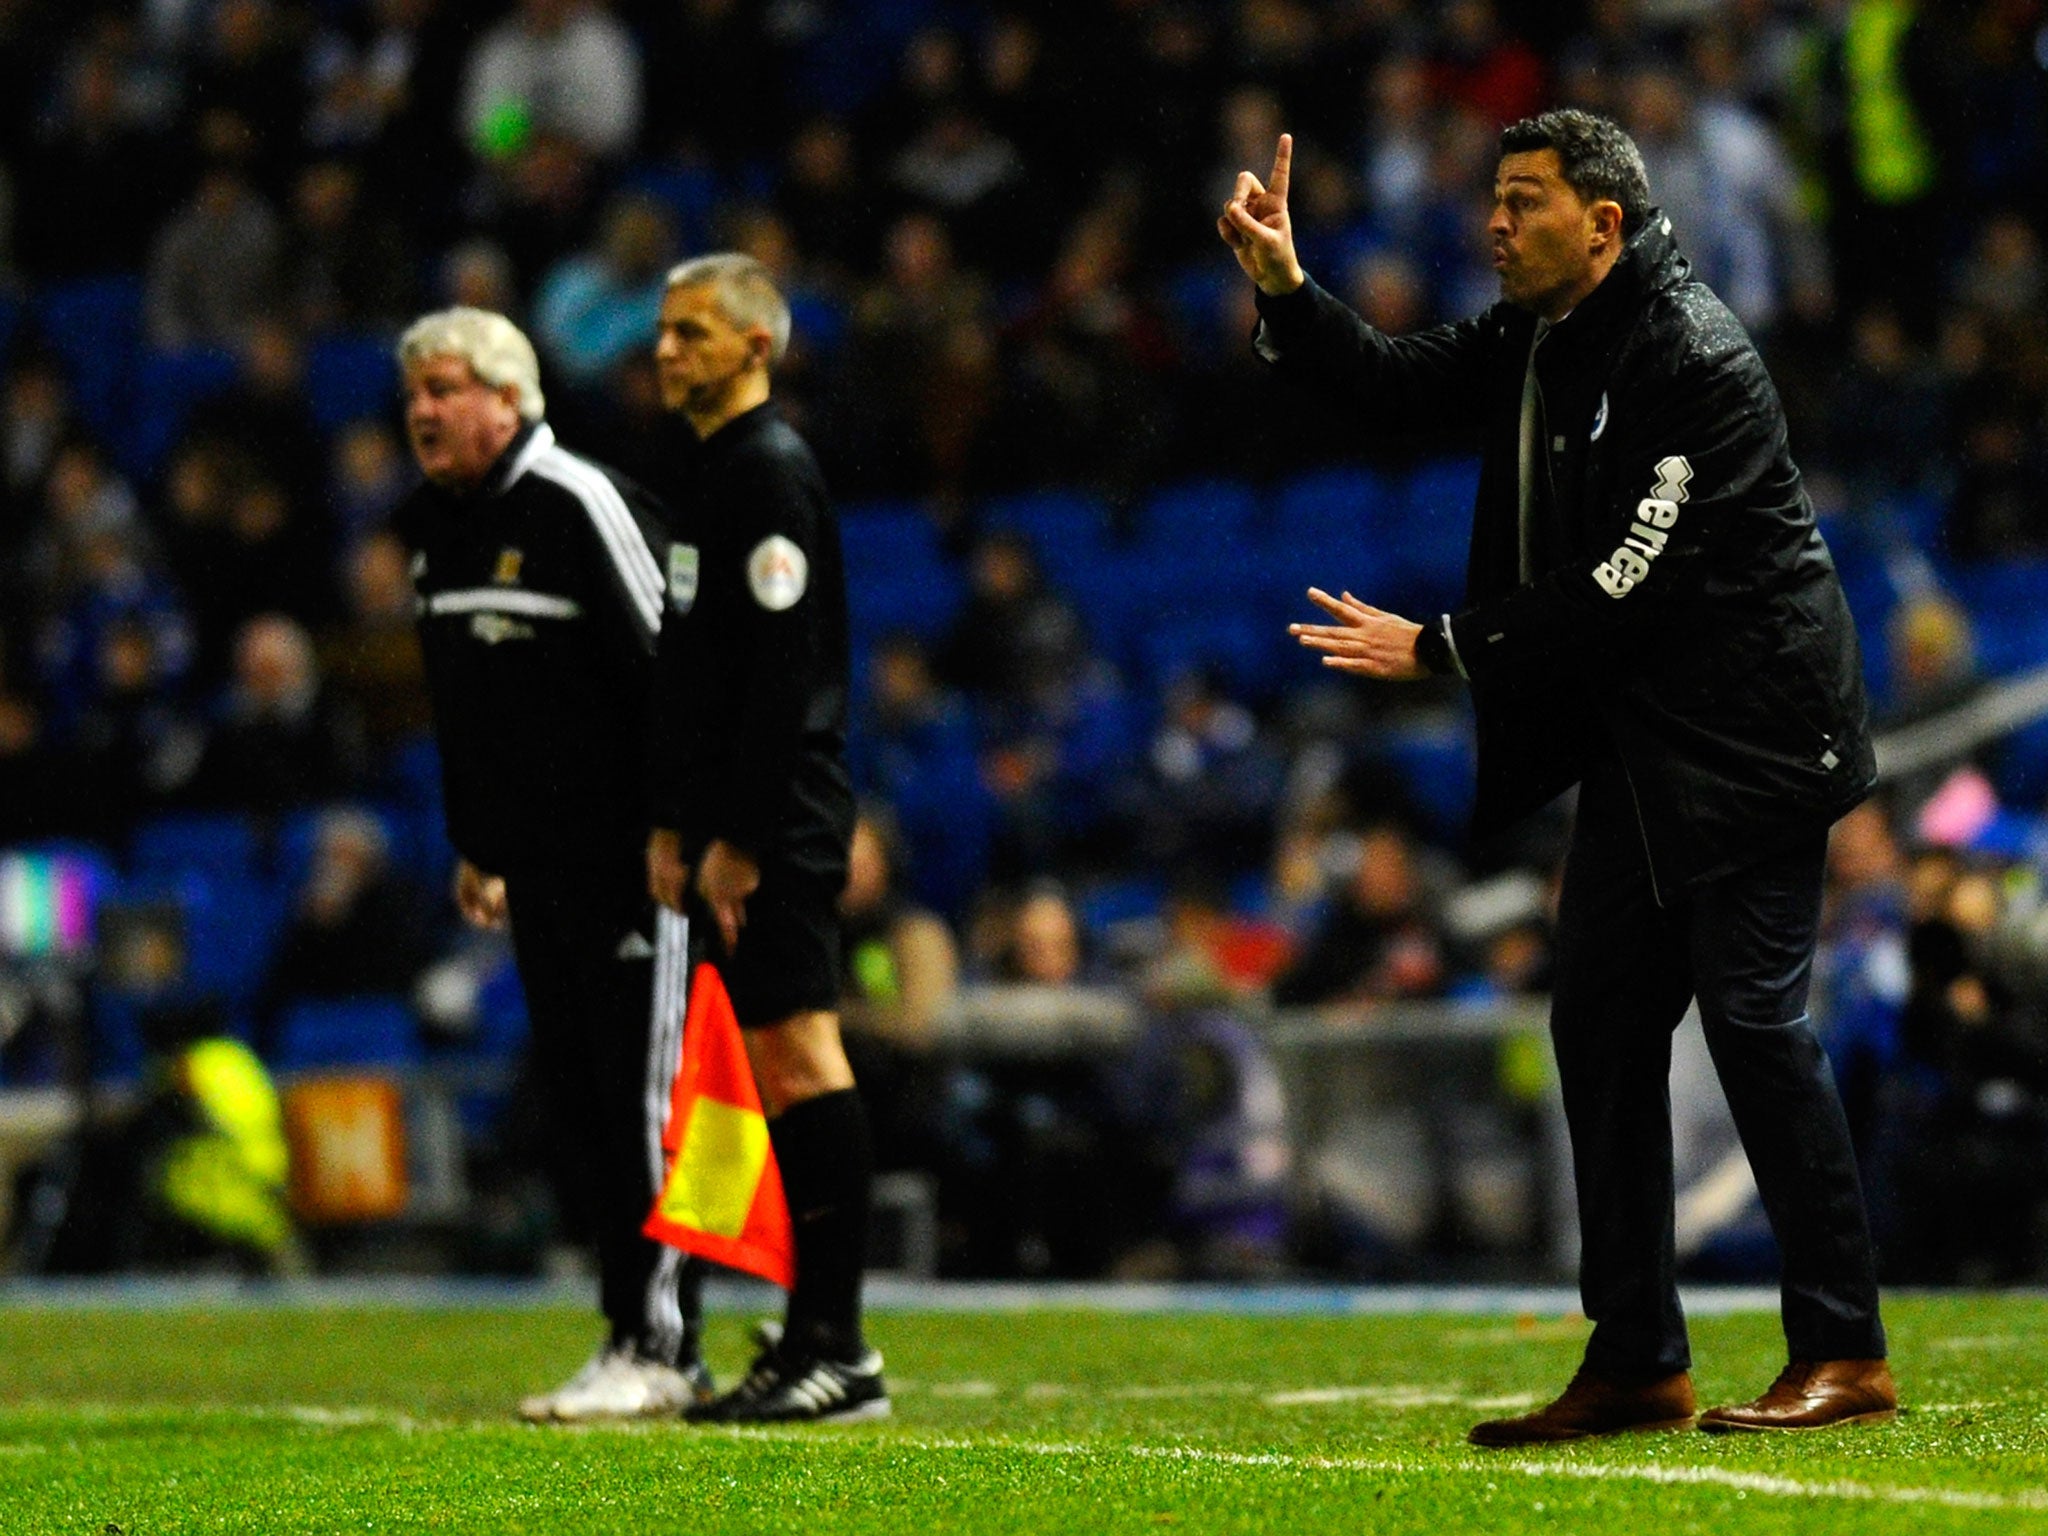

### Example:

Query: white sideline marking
xmin=1929 ymin=1335 xmax=2027 ymax=1352
xmin=281 ymin=1406 xmax=410 ymax=1427
xmin=923 ymin=1380 xmax=1533 ymax=1408
xmin=1263 ymin=1387 xmax=1539 ymax=1411
xmin=775 ymin=1435 xmax=2048 ymax=1513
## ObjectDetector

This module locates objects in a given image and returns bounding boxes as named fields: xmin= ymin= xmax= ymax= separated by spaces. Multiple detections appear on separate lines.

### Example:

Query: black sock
xmin=769 ymin=1087 xmax=873 ymax=1362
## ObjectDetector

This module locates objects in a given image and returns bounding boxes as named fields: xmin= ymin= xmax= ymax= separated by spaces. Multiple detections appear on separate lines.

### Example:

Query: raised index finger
xmin=1269 ymin=133 xmax=1294 ymax=202
xmin=1307 ymin=587 xmax=1365 ymax=623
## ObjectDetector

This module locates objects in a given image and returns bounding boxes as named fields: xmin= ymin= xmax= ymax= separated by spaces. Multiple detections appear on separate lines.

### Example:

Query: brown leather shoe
xmin=1697 ymin=1359 xmax=1898 ymax=1433
xmin=1468 ymin=1367 xmax=1696 ymax=1448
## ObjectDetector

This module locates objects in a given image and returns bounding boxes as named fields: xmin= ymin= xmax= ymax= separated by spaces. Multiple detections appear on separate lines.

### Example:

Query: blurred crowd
xmin=3 ymin=0 xmax=2048 ymax=1280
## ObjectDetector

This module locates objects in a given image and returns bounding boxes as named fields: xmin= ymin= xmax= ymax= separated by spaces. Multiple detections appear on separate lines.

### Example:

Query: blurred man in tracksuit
xmin=395 ymin=306 xmax=705 ymax=1422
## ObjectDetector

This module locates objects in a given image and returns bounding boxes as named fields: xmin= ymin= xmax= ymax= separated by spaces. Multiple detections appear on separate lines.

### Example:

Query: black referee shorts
xmin=699 ymin=856 xmax=846 ymax=1028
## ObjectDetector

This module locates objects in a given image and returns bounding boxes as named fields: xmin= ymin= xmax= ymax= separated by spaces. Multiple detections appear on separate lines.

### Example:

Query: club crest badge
xmin=493 ymin=547 xmax=524 ymax=584
xmin=747 ymin=535 xmax=809 ymax=612
xmin=470 ymin=613 xmax=533 ymax=644
xmin=668 ymin=543 xmax=700 ymax=613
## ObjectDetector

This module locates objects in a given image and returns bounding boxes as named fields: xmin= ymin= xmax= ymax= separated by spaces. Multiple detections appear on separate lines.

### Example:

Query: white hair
xmin=396 ymin=307 xmax=546 ymax=421
xmin=665 ymin=253 xmax=792 ymax=366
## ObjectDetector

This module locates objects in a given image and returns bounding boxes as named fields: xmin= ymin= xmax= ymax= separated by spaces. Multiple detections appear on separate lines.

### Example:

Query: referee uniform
xmin=647 ymin=400 xmax=854 ymax=1023
xmin=396 ymin=419 xmax=701 ymax=1372
xmin=647 ymin=400 xmax=874 ymax=1375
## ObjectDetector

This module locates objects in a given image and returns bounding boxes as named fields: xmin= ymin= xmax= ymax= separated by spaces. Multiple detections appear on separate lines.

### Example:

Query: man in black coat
xmin=1223 ymin=110 xmax=1896 ymax=1443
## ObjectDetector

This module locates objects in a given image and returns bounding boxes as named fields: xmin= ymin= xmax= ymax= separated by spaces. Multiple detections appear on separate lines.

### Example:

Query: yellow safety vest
xmin=1846 ymin=0 xmax=1936 ymax=205
xmin=156 ymin=1037 xmax=294 ymax=1256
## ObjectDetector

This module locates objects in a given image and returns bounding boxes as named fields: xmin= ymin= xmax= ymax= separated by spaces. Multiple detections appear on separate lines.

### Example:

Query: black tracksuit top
xmin=646 ymin=400 xmax=853 ymax=873
xmin=395 ymin=420 xmax=672 ymax=876
xmin=1255 ymin=213 xmax=1875 ymax=896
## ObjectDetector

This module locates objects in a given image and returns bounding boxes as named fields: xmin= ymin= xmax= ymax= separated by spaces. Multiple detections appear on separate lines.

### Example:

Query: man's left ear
xmin=1591 ymin=199 xmax=1624 ymax=252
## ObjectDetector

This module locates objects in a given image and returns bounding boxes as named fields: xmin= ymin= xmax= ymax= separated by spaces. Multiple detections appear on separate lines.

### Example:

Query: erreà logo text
xmin=1593 ymin=456 xmax=1692 ymax=598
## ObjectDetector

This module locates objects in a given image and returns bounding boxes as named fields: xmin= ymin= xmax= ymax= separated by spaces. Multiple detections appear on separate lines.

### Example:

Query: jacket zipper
xmin=1534 ymin=357 xmax=1559 ymax=522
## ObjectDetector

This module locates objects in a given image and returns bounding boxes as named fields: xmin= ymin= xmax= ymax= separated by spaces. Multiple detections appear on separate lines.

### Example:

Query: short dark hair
xmin=1499 ymin=110 xmax=1652 ymax=237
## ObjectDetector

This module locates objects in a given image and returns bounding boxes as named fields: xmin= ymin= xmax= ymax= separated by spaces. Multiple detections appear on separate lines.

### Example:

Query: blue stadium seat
xmin=1271 ymin=466 xmax=1397 ymax=552
xmin=469 ymin=954 xmax=530 ymax=1059
xmin=34 ymin=275 xmax=144 ymax=443
xmin=102 ymin=867 xmax=282 ymax=1015
xmin=846 ymin=565 xmax=967 ymax=645
xmin=125 ymin=345 xmax=241 ymax=479
xmin=306 ymin=333 xmax=398 ymax=432
xmin=1945 ymin=560 xmax=2048 ymax=677
xmin=1378 ymin=719 xmax=1477 ymax=845
xmin=1076 ymin=876 xmax=1168 ymax=940
xmin=1161 ymin=263 xmax=1235 ymax=354
xmin=271 ymin=995 xmax=420 ymax=1072
xmin=790 ymin=0 xmax=936 ymax=112
xmin=1393 ymin=458 xmax=1481 ymax=612
xmin=787 ymin=290 xmax=848 ymax=358
xmin=89 ymin=994 xmax=149 ymax=1085
xmin=1137 ymin=477 xmax=1261 ymax=551
xmin=371 ymin=737 xmax=455 ymax=887
xmin=381 ymin=734 xmax=444 ymax=807
xmin=383 ymin=802 xmax=457 ymax=895
xmin=889 ymin=754 xmax=995 ymax=924
xmin=1138 ymin=610 xmax=1291 ymax=701
xmin=1993 ymin=717 xmax=2048 ymax=806
xmin=983 ymin=488 xmax=1112 ymax=584
xmin=840 ymin=500 xmax=947 ymax=580
xmin=1826 ymin=532 xmax=1900 ymax=700
xmin=130 ymin=812 xmax=262 ymax=884
xmin=176 ymin=873 xmax=287 ymax=1006
xmin=1227 ymin=870 xmax=1274 ymax=917
xmin=619 ymin=161 xmax=723 ymax=254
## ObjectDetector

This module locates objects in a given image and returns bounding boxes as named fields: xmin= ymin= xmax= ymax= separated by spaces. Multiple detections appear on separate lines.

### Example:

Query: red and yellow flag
xmin=644 ymin=962 xmax=795 ymax=1288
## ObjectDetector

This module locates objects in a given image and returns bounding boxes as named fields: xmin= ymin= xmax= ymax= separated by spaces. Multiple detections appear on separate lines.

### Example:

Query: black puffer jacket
xmin=1254 ymin=214 xmax=1873 ymax=898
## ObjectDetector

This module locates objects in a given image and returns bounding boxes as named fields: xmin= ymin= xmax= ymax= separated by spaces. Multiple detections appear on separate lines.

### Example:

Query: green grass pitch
xmin=2 ymin=1292 xmax=2045 ymax=1533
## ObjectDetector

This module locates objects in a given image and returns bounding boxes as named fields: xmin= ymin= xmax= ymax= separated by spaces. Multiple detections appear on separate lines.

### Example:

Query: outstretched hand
xmin=1289 ymin=588 xmax=1428 ymax=681
xmin=1217 ymin=133 xmax=1305 ymax=296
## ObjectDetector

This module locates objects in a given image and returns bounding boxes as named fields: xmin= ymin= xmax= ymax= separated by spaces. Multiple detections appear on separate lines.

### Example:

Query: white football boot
xmin=519 ymin=1345 xmax=715 ymax=1423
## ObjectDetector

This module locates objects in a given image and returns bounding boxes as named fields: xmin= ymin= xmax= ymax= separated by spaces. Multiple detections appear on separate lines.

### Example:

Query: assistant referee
xmin=644 ymin=255 xmax=887 ymax=1424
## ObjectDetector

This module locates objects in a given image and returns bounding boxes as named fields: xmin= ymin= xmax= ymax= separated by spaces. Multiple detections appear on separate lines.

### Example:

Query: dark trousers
xmin=1552 ymin=769 xmax=1885 ymax=1376
xmin=505 ymin=863 xmax=697 ymax=1362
